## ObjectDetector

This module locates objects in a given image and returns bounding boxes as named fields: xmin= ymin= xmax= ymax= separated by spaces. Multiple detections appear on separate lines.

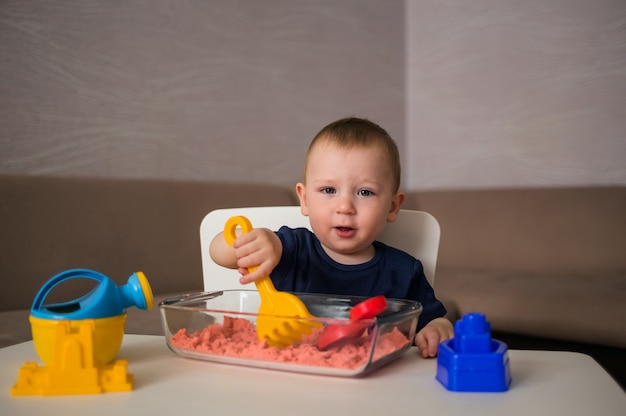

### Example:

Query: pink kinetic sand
xmin=169 ymin=316 xmax=410 ymax=370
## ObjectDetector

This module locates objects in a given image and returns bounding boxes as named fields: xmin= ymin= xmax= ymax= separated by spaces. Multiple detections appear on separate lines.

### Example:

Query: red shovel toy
xmin=317 ymin=295 xmax=387 ymax=350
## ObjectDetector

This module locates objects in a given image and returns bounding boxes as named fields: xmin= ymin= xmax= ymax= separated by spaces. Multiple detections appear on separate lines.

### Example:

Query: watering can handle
xmin=31 ymin=268 xmax=110 ymax=311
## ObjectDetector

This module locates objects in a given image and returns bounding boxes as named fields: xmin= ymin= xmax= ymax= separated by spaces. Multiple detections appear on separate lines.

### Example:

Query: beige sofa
xmin=1 ymin=175 xmax=625 ymax=355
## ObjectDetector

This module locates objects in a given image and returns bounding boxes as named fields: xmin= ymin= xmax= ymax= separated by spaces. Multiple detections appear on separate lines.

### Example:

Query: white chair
xmin=199 ymin=206 xmax=440 ymax=292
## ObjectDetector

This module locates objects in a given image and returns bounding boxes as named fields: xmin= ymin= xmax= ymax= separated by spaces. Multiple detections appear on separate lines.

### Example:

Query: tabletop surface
xmin=2 ymin=334 xmax=625 ymax=416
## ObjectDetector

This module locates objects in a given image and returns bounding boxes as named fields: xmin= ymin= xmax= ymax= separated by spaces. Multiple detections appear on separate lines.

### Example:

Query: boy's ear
xmin=295 ymin=183 xmax=309 ymax=216
xmin=386 ymin=192 xmax=405 ymax=223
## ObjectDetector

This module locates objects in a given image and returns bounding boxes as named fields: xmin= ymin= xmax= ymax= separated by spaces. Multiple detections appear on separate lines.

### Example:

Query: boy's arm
xmin=209 ymin=231 xmax=239 ymax=269
xmin=209 ymin=227 xmax=283 ymax=284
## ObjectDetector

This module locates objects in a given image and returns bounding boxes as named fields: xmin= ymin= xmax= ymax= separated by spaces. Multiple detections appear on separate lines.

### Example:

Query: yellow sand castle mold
xmin=11 ymin=269 xmax=152 ymax=396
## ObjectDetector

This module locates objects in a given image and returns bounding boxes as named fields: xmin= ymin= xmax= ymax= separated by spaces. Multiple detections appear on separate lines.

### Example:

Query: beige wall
xmin=406 ymin=0 xmax=626 ymax=190
xmin=1 ymin=1 xmax=625 ymax=191
xmin=0 ymin=0 xmax=405 ymax=187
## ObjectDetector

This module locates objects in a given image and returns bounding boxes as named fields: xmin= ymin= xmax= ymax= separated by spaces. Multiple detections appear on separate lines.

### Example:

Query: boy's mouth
xmin=335 ymin=226 xmax=355 ymax=237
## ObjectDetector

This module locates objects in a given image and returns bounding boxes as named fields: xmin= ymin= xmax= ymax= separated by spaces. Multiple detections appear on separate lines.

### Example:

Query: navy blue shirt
xmin=271 ymin=227 xmax=447 ymax=332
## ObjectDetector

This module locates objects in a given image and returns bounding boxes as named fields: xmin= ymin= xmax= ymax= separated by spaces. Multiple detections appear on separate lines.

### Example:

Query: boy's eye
xmin=321 ymin=187 xmax=336 ymax=194
xmin=358 ymin=189 xmax=374 ymax=197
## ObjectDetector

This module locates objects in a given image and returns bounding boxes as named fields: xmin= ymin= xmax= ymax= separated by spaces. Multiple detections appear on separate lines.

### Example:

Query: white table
xmin=1 ymin=335 xmax=624 ymax=415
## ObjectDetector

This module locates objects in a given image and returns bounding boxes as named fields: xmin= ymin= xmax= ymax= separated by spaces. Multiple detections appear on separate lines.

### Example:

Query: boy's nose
xmin=335 ymin=194 xmax=356 ymax=214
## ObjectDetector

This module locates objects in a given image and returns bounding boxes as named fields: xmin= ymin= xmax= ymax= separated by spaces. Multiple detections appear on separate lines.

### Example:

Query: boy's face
xmin=296 ymin=139 xmax=405 ymax=264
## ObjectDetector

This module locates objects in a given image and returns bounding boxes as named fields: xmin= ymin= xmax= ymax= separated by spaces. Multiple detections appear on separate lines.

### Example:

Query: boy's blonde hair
xmin=303 ymin=117 xmax=402 ymax=192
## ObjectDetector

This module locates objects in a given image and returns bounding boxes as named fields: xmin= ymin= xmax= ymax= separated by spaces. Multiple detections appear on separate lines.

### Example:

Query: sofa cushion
xmin=0 ymin=309 xmax=32 ymax=348
xmin=405 ymin=186 xmax=626 ymax=274
xmin=435 ymin=268 xmax=626 ymax=349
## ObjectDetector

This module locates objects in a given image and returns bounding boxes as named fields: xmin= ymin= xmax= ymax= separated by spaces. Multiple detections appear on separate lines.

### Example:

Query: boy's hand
xmin=415 ymin=317 xmax=454 ymax=358
xmin=230 ymin=228 xmax=282 ymax=284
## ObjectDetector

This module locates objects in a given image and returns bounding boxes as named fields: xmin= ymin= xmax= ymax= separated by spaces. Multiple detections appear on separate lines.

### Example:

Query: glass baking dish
xmin=159 ymin=289 xmax=421 ymax=377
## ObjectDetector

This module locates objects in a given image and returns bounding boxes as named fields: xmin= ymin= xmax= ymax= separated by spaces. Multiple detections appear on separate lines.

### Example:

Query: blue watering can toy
xmin=11 ymin=268 xmax=153 ymax=396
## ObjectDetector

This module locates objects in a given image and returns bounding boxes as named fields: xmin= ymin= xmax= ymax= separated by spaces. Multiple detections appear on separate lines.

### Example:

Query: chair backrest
xmin=199 ymin=206 xmax=440 ymax=292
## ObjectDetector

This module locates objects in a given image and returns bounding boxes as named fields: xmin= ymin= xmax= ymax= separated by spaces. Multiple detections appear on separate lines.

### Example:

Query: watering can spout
xmin=120 ymin=272 xmax=154 ymax=311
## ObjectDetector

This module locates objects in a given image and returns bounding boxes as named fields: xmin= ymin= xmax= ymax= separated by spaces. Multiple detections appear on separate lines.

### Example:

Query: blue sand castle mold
xmin=436 ymin=313 xmax=511 ymax=392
